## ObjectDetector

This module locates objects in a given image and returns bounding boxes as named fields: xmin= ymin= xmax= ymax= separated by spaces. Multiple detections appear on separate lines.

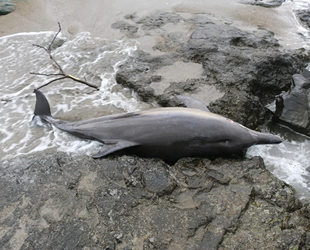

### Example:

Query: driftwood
xmin=31 ymin=22 xmax=99 ymax=90
xmin=1 ymin=23 xmax=99 ymax=103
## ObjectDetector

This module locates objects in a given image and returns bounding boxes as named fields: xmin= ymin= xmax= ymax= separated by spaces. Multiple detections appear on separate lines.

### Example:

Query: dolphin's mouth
xmin=250 ymin=131 xmax=283 ymax=145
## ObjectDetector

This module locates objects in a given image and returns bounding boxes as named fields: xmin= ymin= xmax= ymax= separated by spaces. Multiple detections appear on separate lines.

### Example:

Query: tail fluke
xmin=34 ymin=89 xmax=51 ymax=117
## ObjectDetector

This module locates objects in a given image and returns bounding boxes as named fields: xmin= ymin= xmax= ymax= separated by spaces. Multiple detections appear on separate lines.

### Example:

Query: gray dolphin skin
xmin=33 ymin=89 xmax=282 ymax=164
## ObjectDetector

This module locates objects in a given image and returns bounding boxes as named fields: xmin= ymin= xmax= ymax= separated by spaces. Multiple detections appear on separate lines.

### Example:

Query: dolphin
xmin=33 ymin=89 xmax=282 ymax=164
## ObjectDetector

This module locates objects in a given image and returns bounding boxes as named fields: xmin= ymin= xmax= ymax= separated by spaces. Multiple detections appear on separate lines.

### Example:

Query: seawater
xmin=0 ymin=32 xmax=145 ymax=159
xmin=247 ymin=126 xmax=310 ymax=199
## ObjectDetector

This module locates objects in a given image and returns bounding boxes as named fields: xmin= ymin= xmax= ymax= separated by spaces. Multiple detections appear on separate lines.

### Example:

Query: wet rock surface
xmin=114 ymin=12 xmax=310 ymax=128
xmin=242 ymin=0 xmax=284 ymax=8
xmin=0 ymin=1 xmax=15 ymax=16
xmin=1 ymin=151 xmax=310 ymax=249
xmin=295 ymin=9 xmax=310 ymax=30
xmin=268 ymin=72 xmax=310 ymax=135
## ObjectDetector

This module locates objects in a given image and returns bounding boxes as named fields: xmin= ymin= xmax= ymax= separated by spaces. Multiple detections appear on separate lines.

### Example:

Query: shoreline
xmin=0 ymin=0 xmax=308 ymax=49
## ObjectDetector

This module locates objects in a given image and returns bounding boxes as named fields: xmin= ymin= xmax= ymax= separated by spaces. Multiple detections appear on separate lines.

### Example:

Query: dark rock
xmin=142 ymin=164 xmax=176 ymax=196
xmin=115 ymin=12 xmax=309 ymax=130
xmin=115 ymin=49 xmax=176 ymax=103
xmin=209 ymin=90 xmax=266 ymax=129
xmin=111 ymin=21 xmax=138 ymax=36
xmin=242 ymin=0 xmax=284 ymax=8
xmin=295 ymin=9 xmax=310 ymax=29
xmin=269 ymin=73 xmax=310 ymax=135
xmin=1 ymin=151 xmax=310 ymax=249
xmin=302 ymin=68 xmax=310 ymax=80
xmin=0 ymin=1 xmax=15 ymax=15
xmin=293 ymin=73 xmax=310 ymax=89
xmin=136 ymin=11 xmax=183 ymax=29
xmin=49 ymin=37 xmax=67 ymax=51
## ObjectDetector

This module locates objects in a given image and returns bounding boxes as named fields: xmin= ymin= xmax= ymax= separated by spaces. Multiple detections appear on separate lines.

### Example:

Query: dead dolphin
xmin=33 ymin=89 xmax=282 ymax=164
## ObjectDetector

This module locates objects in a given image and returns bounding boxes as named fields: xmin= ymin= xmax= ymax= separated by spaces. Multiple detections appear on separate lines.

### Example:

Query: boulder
xmin=295 ymin=9 xmax=310 ymax=29
xmin=111 ymin=21 xmax=138 ymax=36
xmin=241 ymin=0 xmax=284 ymax=8
xmin=0 ymin=1 xmax=15 ymax=15
xmin=1 ymin=151 xmax=310 ymax=249
xmin=208 ymin=90 xmax=265 ymax=129
xmin=114 ymin=12 xmax=309 ymax=129
xmin=269 ymin=73 xmax=310 ymax=135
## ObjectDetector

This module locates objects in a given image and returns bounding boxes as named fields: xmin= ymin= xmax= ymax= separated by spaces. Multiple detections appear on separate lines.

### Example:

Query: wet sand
xmin=0 ymin=0 xmax=307 ymax=48
xmin=0 ymin=0 xmax=174 ymax=38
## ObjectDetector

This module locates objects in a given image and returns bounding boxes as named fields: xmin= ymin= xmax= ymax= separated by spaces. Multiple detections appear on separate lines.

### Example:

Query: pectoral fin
xmin=92 ymin=140 xmax=140 ymax=158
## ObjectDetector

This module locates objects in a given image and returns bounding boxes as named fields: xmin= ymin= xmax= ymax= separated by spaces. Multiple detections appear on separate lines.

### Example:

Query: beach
xmin=0 ymin=0 xmax=307 ymax=49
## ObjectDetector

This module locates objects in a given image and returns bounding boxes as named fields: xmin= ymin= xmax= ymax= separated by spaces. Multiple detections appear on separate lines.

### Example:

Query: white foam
xmin=0 ymin=31 xmax=141 ymax=160
xmin=291 ymin=0 xmax=310 ymax=46
xmin=247 ymin=130 xmax=310 ymax=200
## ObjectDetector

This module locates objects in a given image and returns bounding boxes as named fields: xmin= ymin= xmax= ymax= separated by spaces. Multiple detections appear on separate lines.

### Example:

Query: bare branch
xmin=48 ymin=22 xmax=61 ymax=52
xmin=31 ymin=23 xmax=99 ymax=91
xmin=67 ymin=75 xmax=100 ymax=89
xmin=50 ymin=53 xmax=65 ymax=74
xmin=36 ymin=76 xmax=67 ymax=90
xmin=30 ymin=72 xmax=64 ymax=77
xmin=32 ymin=44 xmax=49 ymax=53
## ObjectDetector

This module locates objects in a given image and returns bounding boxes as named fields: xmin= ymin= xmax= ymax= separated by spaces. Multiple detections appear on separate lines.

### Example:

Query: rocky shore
xmin=1 ymin=152 xmax=310 ymax=249
xmin=2 ymin=10 xmax=310 ymax=250
xmin=114 ymin=12 xmax=310 ymax=131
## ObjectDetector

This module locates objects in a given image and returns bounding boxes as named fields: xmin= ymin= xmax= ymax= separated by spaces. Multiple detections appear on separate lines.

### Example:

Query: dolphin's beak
xmin=250 ymin=131 xmax=283 ymax=145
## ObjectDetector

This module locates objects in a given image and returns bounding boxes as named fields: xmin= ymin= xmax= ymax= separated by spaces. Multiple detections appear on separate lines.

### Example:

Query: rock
xmin=295 ymin=9 xmax=310 ymax=29
xmin=111 ymin=21 xmax=138 ymax=36
xmin=302 ymin=68 xmax=310 ymax=80
xmin=242 ymin=0 xmax=284 ymax=8
xmin=136 ymin=11 xmax=183 ymax=29
xmin=0 ymin=1 xmax=15 ymax=15
xmin=1 ymin=151 xmax=310 ymax=249
xmin=208 ymin=90 xmax=266 ymax=129
xmin=114 ymin=12 xmax=309 ymax=129
xmin=268 ymin=73 xmax=310 ymax=135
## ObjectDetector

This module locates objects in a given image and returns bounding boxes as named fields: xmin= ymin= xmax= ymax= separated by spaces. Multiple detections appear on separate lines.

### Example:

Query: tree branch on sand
xmin=31 ymin=22 xmax=99 ymax=91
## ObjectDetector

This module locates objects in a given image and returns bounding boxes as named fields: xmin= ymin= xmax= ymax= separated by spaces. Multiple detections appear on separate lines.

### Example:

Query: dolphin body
xmin=33 ymin=89 xmax=282 ymax=164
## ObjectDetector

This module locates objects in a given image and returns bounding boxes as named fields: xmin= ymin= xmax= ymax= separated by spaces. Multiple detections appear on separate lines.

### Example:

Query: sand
xmin=0 ymin=0 xmax=307 ymax=48
xmin=0 ymin=0 xmax=174 ymax=38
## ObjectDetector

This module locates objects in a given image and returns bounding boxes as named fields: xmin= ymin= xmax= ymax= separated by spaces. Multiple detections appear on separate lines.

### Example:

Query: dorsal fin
xmin=33 ymin=89 xmax=52 ymax=116
xmin=176 ymin=95 xmax=210 ymax=112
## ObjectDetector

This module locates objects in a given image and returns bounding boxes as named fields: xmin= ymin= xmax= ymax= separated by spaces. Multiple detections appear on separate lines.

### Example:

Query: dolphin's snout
xmin=250 ymin=131 xmax=283 ymax=145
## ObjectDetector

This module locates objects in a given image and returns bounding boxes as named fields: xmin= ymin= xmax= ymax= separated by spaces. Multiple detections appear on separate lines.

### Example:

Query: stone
xmin=0 ymin=1 xmax=15 ymax=15
xmin=111 ymin=21 xmax=138 ymax=36
xmin=114 ymin=12 xmax=309 ymax=129
xmin=295 ymin=9 xmax=310 ymax=29
xmin=244 ymin=0 xmax=284 ymax=8
xmin=269 ymin=74 xmax=310 ymax=135
xmin=1 ymin=152 xmax=309 ymax=249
